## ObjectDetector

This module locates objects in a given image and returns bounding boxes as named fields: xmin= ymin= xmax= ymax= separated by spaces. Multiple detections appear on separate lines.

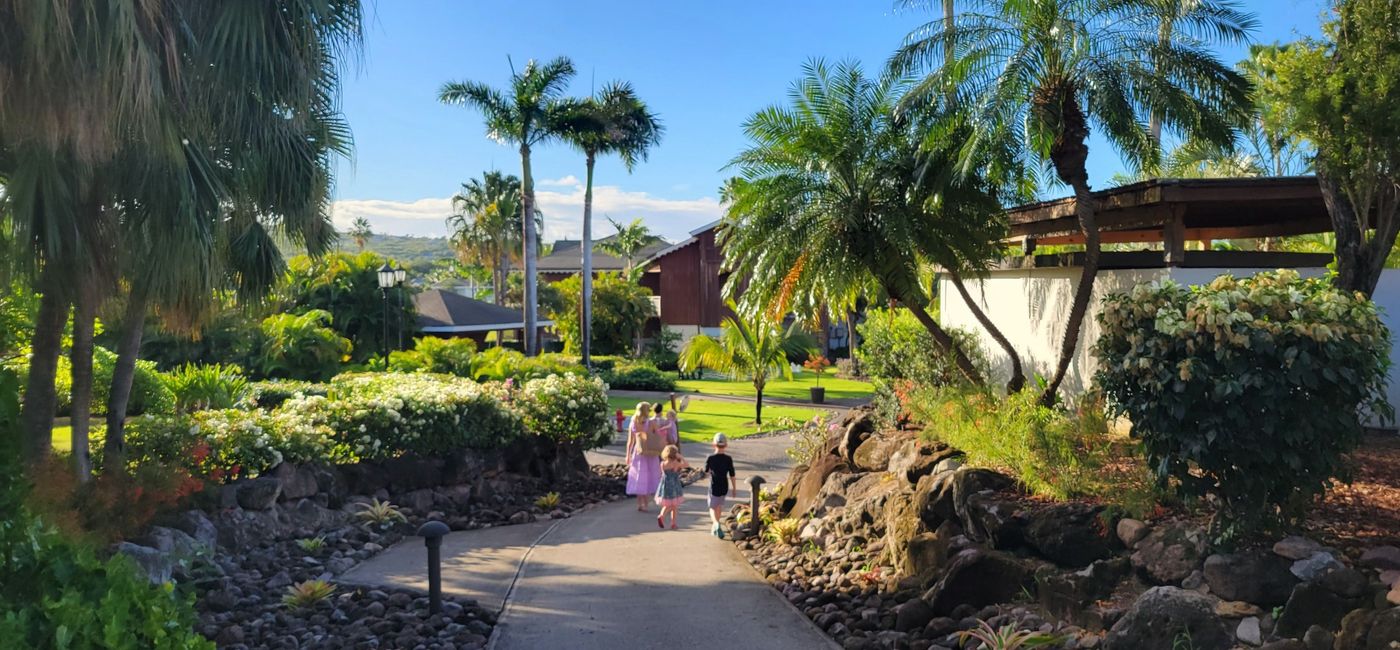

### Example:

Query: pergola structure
xmin=1006 ymin=177 xmax=1334 ymax=267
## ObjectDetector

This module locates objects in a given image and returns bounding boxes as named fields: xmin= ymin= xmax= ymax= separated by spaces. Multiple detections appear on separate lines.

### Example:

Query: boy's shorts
xmin=707 ymin=494 xmax=726 ymax=509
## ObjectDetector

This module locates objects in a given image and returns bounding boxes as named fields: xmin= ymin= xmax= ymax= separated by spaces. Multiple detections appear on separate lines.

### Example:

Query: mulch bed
xmin=1305 ymin=431 xmax=1400 ymax=553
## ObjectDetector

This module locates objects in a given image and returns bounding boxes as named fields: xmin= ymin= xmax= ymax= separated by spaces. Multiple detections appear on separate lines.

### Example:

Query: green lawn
xmin=52 ymin=425 xmax=71 ymax=452
xmin=675 ymin=373 xmax=874 ymax=402
xmin=607 ymin=395 xmax=828 ymax=444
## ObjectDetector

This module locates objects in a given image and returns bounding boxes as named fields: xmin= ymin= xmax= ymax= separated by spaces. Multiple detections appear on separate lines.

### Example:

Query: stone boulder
xmin=1025 ymin=503 xmax=1115 ymax=567
xmin=961 ymin=491 xmax=1027 ymax=549
xmin=906 ymin=522 xmax=960 ymax=584
xmin=1274 ymin=580 xmax=1367 ymax=638
xmin=893 ymin=599 xmax=935 ymax=633
xmin=140 ymin=526 xmax=202 ymax=558
xmin=1359 ymin=546 xmax=1400 ymax=571
xmin=840 ymin=411 xmax=876 ymax=465
xmin=883 ymin=491 xmax=927 ymax=578
xmin=1038 ymin=557 xmax=1132 ymax=629
xmin=1202 ymin=551 xmax=1298 ymax=607
xmin=270 ymin=462 xmax=319 ymax=501
xmin=234 ymin=476 xmax=282 ymax=510
xmin=922 ymin=549 xmax=1032 ymax=615
xmin=1103 ymin=586 xmax=1232 ymax=650
xmin=887 ymin=440 xmax=960 ymax=485
xmin=285 ymin=498 xmax=349 ymax=534
xmin=1131 ymin=523 xmax=1208 ymax=585
xmin=852 ymin=433 xmax=910 ymax=473
xmin=787 ymin=453 xmax=850 ymax=517
xmin=338 ymin=461 xmax=389 ymax=496
xmin=1117 ymin=519 xmax=1150 ymax=548
xmin=170 ymin=510 xmax=218 ymax=549
xmin=114 ymin=542 xmax=175 ymax=584
xmin=211 ymin=506 xmax=289 ymax=550
xmin=381 ymin=454 xmax=445 ymax=491
xmin=1272 ymin=536 xmax=1325 ymax=561
xmin=1334 ymin=607 xmax=1400 ymax=650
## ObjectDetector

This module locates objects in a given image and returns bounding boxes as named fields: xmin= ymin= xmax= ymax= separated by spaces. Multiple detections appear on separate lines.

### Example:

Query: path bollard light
xmin=417 ymin=520 xmax=450 ymax=614
xmin=747 ymin=475 xmax=766 ymax=537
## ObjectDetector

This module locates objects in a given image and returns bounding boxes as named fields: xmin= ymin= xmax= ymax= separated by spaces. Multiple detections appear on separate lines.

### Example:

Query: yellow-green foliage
xmin=909 ymin=386 xmax=1120 ymax=502
xmin=534 ymin=491 xmax=560 ymax=509
xmin=764 ymin=517 xmax=803 ymax=545
xmin=281 ymin=580 xmax=336 ymax=609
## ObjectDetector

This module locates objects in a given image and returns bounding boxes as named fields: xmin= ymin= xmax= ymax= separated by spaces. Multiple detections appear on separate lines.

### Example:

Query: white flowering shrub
xmin=1094 ymin=270 xmax=1392 ymax=535
xmin=118 ymin=408 xmax=343 ymax=480
xmin=516 ymin=373 xmax=612 ymax=449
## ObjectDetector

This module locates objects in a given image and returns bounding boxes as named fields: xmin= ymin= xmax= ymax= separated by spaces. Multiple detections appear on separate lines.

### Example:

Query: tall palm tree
xmin=723 ymin=59 xmax=1011 ymax=389
xmin=679 ymin=301 xmax=814 ymax=424
xmin=440 ymin=57 xmax=587 ymax=356
xmin=446 ymin=171 xmax=533 ymax=304
xmin=597 ymin=216 xmax=660 ymax=281
xmin=561 ymin=81 xmax=663 ymax=367
xmin=893 ymin=0 xmax=1254 ymax=404
xmin=350 ymin=217 xmax=373 ymax=251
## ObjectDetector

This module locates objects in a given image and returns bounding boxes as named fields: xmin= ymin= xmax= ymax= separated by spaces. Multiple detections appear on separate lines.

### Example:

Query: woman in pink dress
xmin=625 ymin=402 xmax=663 ymax=511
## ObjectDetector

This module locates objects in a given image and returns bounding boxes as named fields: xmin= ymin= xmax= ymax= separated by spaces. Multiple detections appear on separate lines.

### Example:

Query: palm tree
xmin=723 ymin=59 xmax=1011 ymax=389
xmin=679 ymin=301 xmax=814 ymax=424
xmin=561 ymin=81 xmax=663 ymax=367
xmin=350 ymin=217 xmax=373 ymax=251
xmin=446 ymin=171 xmax=533 ymax=305
xmin=893 ymin=0 xmax=1254 ymax=404
xmin=439 ymin=57 xmax=587 ymax=356
xmin=597 ymin=216 xmax=660 ymax=281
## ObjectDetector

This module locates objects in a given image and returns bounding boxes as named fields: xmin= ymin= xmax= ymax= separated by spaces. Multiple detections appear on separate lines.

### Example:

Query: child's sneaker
xmin=712 ymin=523 xmax=724 ymax=539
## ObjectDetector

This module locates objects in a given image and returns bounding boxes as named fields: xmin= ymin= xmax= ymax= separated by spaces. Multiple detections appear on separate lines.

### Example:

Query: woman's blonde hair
xmin=634 ymin=402 xmax=652 ymax=419
xmin=661 ymin=444 xmax=682 ymax=462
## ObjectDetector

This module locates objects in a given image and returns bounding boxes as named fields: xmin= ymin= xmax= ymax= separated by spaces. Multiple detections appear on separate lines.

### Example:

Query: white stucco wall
xmin=938 ymin=266 xmax=1400 ymax=426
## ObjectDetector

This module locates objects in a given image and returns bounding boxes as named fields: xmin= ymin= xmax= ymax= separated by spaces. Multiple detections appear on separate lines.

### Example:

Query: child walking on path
xmin=704 ymin=433 xmax=737 ymax=539
xmin=655 ymin=445 xmax=688 ymax=530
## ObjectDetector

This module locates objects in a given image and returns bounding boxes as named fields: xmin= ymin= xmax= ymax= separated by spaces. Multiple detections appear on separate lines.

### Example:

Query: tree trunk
xmin=581 ymin=151 xmax=596 ymax=366
xmin=20 ymin=271 xmax=68 ymax=464
xmin=105 ymin=288 xmax=148 ymax=474
xmin=68 ymin=284 xmax=98 ymax=481
xmin=1041 ymin=99 xmax=1100 ymax=406
xmin=947 ymin=270 xmax=1025 ymax=393
xmin=520 ymin=145 xmax=540 ymax=356
xmin=904 ymin=299 xmax=985 ymax=386
xmin=1318 ymin=168 xmax=1399 ymax=298
xmin=754 ymin=384 xmax=763 ymax=425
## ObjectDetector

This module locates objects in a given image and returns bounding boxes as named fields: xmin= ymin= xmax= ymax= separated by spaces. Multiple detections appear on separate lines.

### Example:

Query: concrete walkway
xmin=344 ymin=435 xmax=836 ymax=650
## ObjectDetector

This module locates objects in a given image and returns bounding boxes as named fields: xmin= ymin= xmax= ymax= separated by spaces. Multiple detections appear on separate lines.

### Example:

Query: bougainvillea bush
xmin=515 ymin=373 xmax=613 ymax=450
xmin=1094 ymin=270 xmax=1392 ymax=535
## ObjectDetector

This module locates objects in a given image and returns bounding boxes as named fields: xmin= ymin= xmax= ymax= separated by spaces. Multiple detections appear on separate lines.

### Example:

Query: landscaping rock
xmin=171 ymin=510 xmax=219 ymax=549
xmin=922 ymin=549 xmax=1032 ymax=615
xmin=235 ymin=477 xmax=282 ymax=510
xmin=1038 ymin=558 xmax=1131 ymax=627
xmin=853 ymin=433 xmax=908 ymax=473
xmin=1301 ymin=625 xmax=1333 ymax=650
xmin=1102 ymin=586 xmax=1232 ymax=650
xmin=894 ymin=599 xmax=935 ymax=632
xmin=1215 ymin=601 xmax=1264 ymax=618
xmin=1273 ymin=536 xmax=1326 ymax=561
xmin=271 ymin=463 xmax=319 ymax=501
xmin=1237 ymin=616 xmax=1263 ymax=646
xmin=1117 ymin=519 xmax=1149 ymax=548
xmin=960 ymin=491 xmax=1026 ymax=548
xmin=789 ymin=453 xmax=851 ymax=518
xmin=1025 ymin=503 xmax=1114 ymax=567
xmin=1359 ymin=546 xmax=1400 ymax=571
xmin=1203 ymin=551 xmax=1298 ymax=607
xmin=380 ymin=455 xmax=444 ymax=491
xmin=1257 ymin=641 xmax=1305 ymax=650
xmin=1274 ymin=581 xmax=1366 ymax=638
xmin=211 ymin=506 xmax=288 ymax=550
xmin=887 ymin=440 xmax=959 ymax=485
xmin=114 ymin=542 xmax=174 ymax=584
xmin=1290 ymin=551 xmax=1345 ymax=582
xmin=884 ymin=491 xmax=926 ymax=577
xmin=141 ymin=526 xmax=202 ymax=558
xmin=840 ymin=411 xmax=876 ymax=465
xmin=1131 ymin=523 xmax=1208 ymax=585
xmin=1314 ymin=566 xmax=1368 ymax=599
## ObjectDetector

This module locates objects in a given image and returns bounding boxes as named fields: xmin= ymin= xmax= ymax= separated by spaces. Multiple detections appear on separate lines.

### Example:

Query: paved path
xmin=610 ymin=388 xmax=869 ymax=410
xmin=345 ymin=435 xmax=836 ymax=650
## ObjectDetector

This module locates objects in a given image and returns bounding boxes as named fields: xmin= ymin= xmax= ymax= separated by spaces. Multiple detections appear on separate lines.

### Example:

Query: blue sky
xmin=331 ymin=0 xmax=1328 ymax=243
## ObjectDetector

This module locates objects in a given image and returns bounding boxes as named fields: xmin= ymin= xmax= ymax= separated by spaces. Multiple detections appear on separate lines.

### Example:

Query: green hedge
xmin=599 ymin=362 xmax=677 ymax=391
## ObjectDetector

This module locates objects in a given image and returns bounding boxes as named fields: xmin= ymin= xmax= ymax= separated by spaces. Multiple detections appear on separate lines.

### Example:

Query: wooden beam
xmin=1163 ymin=206 xmax=1186 ymax=266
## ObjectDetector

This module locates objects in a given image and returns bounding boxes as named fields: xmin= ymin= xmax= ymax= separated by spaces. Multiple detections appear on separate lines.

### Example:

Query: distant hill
xmin=338 ymin=233 xmax=455 ymax=266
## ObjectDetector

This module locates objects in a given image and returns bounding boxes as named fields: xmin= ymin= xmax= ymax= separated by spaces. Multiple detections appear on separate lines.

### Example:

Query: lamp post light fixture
xmin=377 ymin=263 xmax=395 ymax=361
xmin=394 ymin=263 xmax=407 ymax=351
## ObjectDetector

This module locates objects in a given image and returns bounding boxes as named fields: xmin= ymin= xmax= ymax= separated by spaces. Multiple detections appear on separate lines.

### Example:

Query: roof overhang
xmin=420 ymin=320 xmax=555 ymax=333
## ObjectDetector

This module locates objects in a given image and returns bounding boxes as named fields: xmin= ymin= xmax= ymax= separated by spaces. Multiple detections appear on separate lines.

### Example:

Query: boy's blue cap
xmin=712 ymin=433 xmax=728 ymax=445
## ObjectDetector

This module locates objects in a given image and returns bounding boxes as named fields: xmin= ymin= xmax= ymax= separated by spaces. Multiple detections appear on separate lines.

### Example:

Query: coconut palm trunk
xmin=903 ymin=298 xmax=984 ymax=386
xmin=520 ymin=145 xmax=540 ymax=356
xmin=580 ymin=151 xmax=596 ymax=366
xmin=104 ymin=287 xmax=148 ymax=473
xmin=1041 ymin=100 xmax=1100 ymax=406
xmin=947 ymin=270 xmax=1025 ymax=393
xmin=20 ymin=272 xmax=68 ymax=463
xmin=68 ymin=284 xmax=98 ymax=481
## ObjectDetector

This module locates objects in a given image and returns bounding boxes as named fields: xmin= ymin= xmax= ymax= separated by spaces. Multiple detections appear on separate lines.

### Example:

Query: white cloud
xmin=538 ymin=175 xmax=581 ymax=188
xmin=331 ymin=185 xmax=723 ymax=243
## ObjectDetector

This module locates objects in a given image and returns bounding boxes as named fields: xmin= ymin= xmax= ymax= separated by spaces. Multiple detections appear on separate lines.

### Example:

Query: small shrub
xmin=645 ymin=327 xmax=683 ymax=371
xmin=835 ymin=357 xmax=864 ymax=379
xmin=956 ymin=620 xmax=1063 ymax=649
xmin=26 ymin=457 xmax=206 ymax=545
xmin=245 ymin=379 xmax=328 ymax=409
xmin=113 ymin=408 xmax=341 ymax=482
xmin=392 ymin=337 xmax=477 ymax=376
xmin=534 ymin=491 xmax=561 ymax=509
xmin=600 ymin=363 xmax=677 ymax=391
xmin=786 ymin=413 xmax=840 ymax=466
xmin=855 ymin=307 xmax=985 ymax=386
xmin=802 ymin=354 xmax=831 ymax=386
xmin=164 ymin=362 xmax=250 ymax=412
xmin=282 ymin=580 xmax=336 ymax=609
xmin=1095 ymin=271 xmax=1393 ymax=536
xmin=50 ymin=346 xmax=175 ymax=416
xmin=764 ymin=517 xmax=803 ymax=545
xmin=354 ymin=498 xmax=406 ymax=529
xmin=470 ymin=347 xmax=587 ymax=382
xmin=257 ymin=309 xmax=353 ymax=381
xmin=516 ymin=373 xmax=612 ymax=450
xmin=296 ymin=536 xmax=326 ymax=553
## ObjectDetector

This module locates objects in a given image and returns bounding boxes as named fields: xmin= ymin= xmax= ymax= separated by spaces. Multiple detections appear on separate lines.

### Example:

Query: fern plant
xmin=164 ymin=363 xmax=250 ymax=412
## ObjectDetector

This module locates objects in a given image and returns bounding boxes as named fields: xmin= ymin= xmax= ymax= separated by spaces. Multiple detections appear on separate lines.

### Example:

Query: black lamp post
xmin=377 ymin=263 xmax=395 ymax=361
xmin=394 ymin=263 xmax=407 ymax=350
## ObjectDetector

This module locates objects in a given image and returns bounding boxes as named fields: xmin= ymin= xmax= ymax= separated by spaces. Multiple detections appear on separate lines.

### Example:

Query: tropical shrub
xmin=353 ymin=498 xmax=406 ymax=529
xmin=515 ymin=373 xmax=613 ymax=449
xmin=0 ymin=515 xmax=213 ymax=649
xmin=1094 ymin=271 xmax=1393 ymax=534
xmin=113 ymin=408 xmax=342 ymax=481
xmin=46 ymin=346 xmax=174 ymax=416
xmin=600 ymin=362 xmax=677 ymax=391
xmin=308 ymin=372 xmax=524 ymax=457
xmin=279 ymin=252 xmax=416 ymax=363
xmin=245 ymin=379 xmax=328 ymax=409
xmin=855 ymin=307 xmax=985 ymax=387
xmin=907 ymin=386 xmax=1131 ymax=503
xmin=282 ymin=580 xmax=336 ymax=609
xmin=164 ymin=363 xmax=250 ymax=412
xmin=469 ymin=347 xmax=586 ymax=382
xmin=645 ymin=327 xmax=683 ymax=370
xmin=256 ymin=309 xmax=353 ymax=381
xmin=548 ymin=272 xmax=656 ymax=356
xmin=389 ymin=337 xmax=477 ymax=376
